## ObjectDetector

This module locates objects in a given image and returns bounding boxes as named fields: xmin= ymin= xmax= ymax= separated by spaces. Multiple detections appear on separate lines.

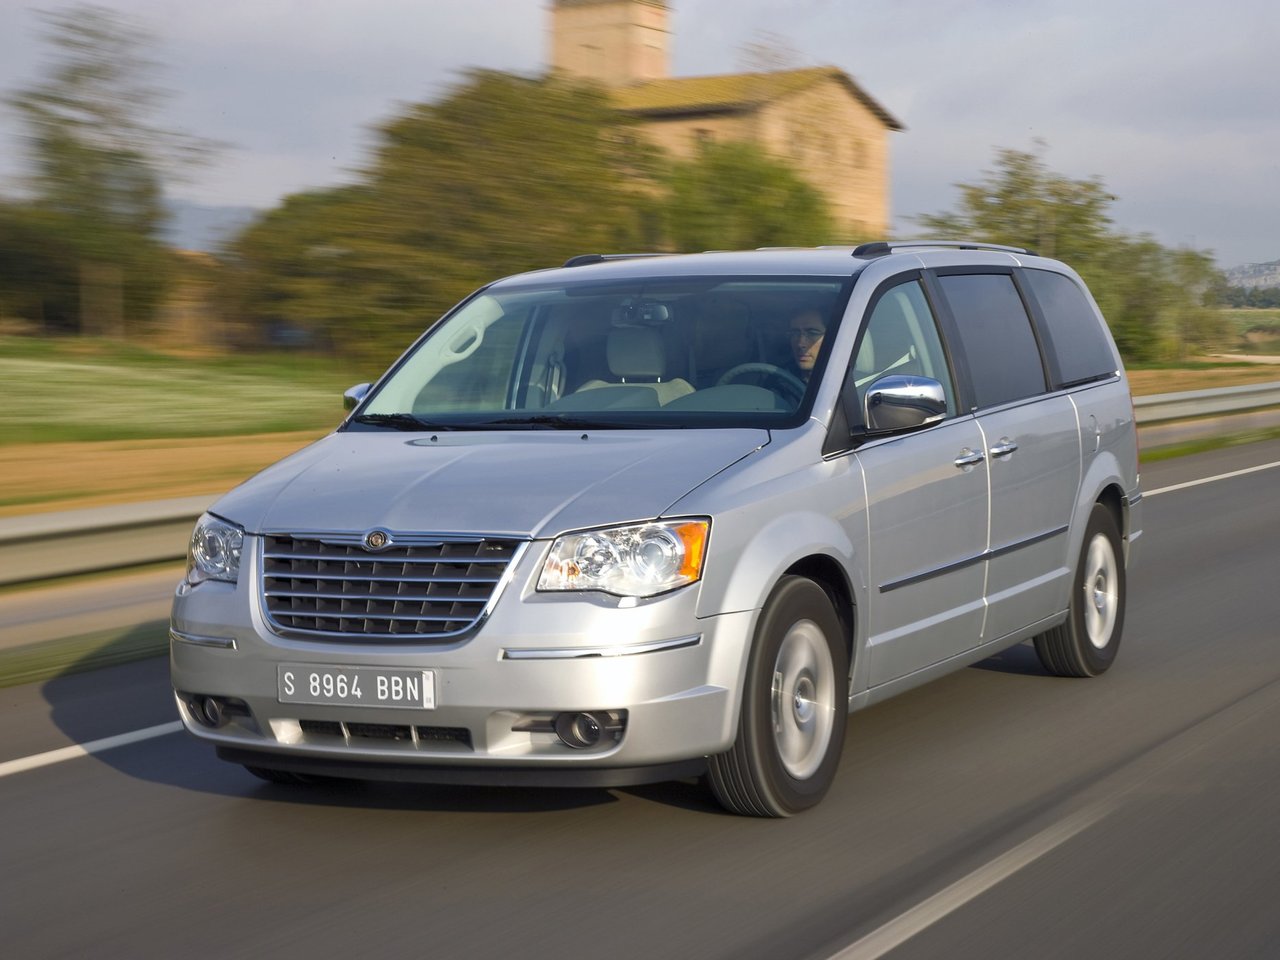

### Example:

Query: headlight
xmin=537 ymin=519 xmax=709 ymax=598
xmin=187 ymin=513 xmax=244 ymax=585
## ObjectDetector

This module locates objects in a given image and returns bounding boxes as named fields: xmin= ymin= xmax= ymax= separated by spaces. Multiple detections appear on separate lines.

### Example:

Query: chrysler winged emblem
xmin=363 ymin=529 xmax=392 ymax=551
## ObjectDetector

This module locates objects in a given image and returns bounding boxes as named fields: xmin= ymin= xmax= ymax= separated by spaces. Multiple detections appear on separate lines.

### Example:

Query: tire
xmin=1034 ymin=503 xmax=1126 ymax=677
xmin=709 ymin=576 xmax=849 ymax=817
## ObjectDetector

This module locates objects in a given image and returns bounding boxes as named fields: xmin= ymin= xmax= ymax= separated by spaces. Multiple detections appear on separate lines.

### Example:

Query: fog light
xmin=198 ymin=696 xmax=225 ymax=728
xmin=553 ymin=711 xmax=625 ymax=749
xmin=182 ymin=693 xmax=249 ymax=729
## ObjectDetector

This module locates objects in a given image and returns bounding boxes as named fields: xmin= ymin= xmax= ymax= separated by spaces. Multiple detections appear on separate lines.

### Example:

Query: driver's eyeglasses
xmin=789 ymin=328 xmax=825 ymax=344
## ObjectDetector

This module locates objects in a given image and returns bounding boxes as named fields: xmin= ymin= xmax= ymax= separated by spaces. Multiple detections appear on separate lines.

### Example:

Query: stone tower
xmin=550 ymin=0 xmax=671 ymax=86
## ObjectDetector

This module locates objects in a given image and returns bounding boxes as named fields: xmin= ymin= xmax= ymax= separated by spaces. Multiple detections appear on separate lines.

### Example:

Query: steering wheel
xmin=716 ymin=363 xmax=807 ymax=404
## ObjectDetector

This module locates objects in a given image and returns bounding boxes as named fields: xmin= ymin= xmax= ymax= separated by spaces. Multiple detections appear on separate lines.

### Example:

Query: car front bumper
xmin=169 ymin=544 xmax=755 ymax=781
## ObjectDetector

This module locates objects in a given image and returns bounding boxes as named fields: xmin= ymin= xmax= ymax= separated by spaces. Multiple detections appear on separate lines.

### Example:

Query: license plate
xmin=277 ymin=664 xmax=436 ymax=709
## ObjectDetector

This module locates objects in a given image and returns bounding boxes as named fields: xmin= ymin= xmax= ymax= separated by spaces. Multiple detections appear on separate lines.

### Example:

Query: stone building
xmin=549 ymin=0 xmax=903 ymax=236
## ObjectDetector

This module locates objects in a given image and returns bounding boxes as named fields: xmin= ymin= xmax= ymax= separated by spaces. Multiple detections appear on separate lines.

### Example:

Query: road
xmin=2 ymin=440 xmax=1279 ymax=959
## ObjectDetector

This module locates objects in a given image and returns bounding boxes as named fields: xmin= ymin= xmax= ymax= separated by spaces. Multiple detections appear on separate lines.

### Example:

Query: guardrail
xmin=0 ymin=495 xmax=212 ymax=587
xmin=1133 ymin=380 xmax=1280 ymax=423
xmin=2 ymin=380 xmax=1279 ymax=587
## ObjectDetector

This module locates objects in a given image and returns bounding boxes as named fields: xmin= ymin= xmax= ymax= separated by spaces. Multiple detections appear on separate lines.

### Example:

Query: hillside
xmin=1225 ymin=259 xmax=1280 ymax=289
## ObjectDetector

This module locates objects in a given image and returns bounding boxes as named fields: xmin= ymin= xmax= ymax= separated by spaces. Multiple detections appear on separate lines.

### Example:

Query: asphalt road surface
xmin=2 ymin=440 xmax=1279 ymax=960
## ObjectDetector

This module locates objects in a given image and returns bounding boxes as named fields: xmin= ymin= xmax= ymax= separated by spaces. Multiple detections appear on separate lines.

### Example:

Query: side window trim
xmin=1014 ymin=267 xmax=1067 ymax=390
xmin=1009 ymin=269 xmax=1054 ymax=390
xmin=925 ymin=266 xmax=1052 ymax=411
xmin=921 ymin=269 xmax=977 ymax=413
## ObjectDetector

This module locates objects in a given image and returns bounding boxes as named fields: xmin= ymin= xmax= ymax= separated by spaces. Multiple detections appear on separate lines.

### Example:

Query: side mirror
xmin=865 ymin=375 xmax=947 ymax=434
xmin=343 ymin=382 xmax=371 ymax=412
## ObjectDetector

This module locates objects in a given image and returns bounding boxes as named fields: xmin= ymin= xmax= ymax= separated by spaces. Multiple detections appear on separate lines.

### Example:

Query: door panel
xmin=858 ymin=418 xmax=989 ymax=685
xmin=929 ymin=268 xmax=1080 ymax=645
xmin=979 ymin=396 xmax=1081 ymax=641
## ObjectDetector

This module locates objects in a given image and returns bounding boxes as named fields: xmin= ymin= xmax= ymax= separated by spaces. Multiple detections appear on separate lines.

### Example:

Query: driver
xmin=788 ymin=309 xmax=827 ymax=381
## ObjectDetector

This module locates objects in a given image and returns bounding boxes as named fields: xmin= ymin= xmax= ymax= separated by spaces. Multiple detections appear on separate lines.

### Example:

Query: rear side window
xmin=936 ymin=273 xmax=1046 ymax=408
xmin=1022 ymin=269 xmax=1117 ymax=387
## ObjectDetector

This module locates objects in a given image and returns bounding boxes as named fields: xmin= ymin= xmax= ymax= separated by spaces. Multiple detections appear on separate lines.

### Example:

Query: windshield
xmin=352 ymin=275 xmax=852 ymax=430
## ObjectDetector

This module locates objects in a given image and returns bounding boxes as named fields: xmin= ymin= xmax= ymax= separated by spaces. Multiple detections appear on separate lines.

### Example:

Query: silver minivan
xmin=171 ymin=242 xmax=1143 ymax=816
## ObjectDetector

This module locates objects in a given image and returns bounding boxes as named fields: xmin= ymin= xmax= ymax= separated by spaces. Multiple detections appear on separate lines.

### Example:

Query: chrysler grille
xmin=261 ymin=535 xmax=520 ymax=640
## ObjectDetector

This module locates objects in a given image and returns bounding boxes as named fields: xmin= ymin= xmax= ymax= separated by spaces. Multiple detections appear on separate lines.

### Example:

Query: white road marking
xmin=1145 ymin=458 xmax=1280 ymax=497
xmin=0 ymin=721 xmax=183 ymax=779
xmin=826 ymin=801 xmax=1115 ymax=960
xmin=825 ymin=676 xmax=1280 ymax=960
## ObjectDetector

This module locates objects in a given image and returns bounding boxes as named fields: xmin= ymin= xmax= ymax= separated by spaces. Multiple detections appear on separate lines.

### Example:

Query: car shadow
xmin=228 ymin=773 xmax=719 ymax=815
xmin=969 ymin=640 xmax=1052 ymax=676
xmin=39 ymin=625 xmax=1045 ymax=815
xmin=39 ymin=629 xmax=719 ymax=815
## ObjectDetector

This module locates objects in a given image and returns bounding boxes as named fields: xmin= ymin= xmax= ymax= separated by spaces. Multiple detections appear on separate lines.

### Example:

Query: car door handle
xmin=954 ymin=448 xmax=986 ymax=469
xmin=989 ymin=438 xmax=1019 ymax=458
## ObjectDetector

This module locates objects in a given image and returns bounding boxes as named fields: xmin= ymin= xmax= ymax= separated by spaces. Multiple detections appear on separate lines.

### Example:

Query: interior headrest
xmin=607 ymin=326 xmax=666 ymax=380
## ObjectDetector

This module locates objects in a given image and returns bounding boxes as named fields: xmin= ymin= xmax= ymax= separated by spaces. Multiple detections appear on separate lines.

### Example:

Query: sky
xmin=0 ymin=0 xmax=1277 ymax=268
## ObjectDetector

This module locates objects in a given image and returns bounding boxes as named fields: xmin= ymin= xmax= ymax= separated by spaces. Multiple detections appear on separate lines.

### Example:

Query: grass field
xmin=1218 ymin=307 xmax=1280 ymax=330
xmin=0 ymin=430 xmax=326 ymax=514
xmin=1125 ymin=364 xmax=1280 ymax=395
xmin=1218 ymin=307 xmax=1280 ymax=354
xmin=2 ymin=335 xmax=1279 ymax=516
xmin=0 ymin=336 xmax=374 ymax=444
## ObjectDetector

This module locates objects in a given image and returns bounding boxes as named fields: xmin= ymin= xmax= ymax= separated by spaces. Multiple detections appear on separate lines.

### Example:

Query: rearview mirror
xmin=614 ymin=299 xmax=672 ymax=326
xmin=865 ymin=375 xmax=946 ymax=434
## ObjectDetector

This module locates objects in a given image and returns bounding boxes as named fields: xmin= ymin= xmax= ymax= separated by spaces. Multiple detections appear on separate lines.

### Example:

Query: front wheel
xmin=1034 ymin=503 xmax=1126 ymax=677
xmin=709 ymin=576 xmax=849 ymax=817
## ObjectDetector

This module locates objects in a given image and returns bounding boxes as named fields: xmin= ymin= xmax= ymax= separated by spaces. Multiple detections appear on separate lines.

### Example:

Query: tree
xmin=1085 ymin=239 xmax=1224 ymax=362
xmin=229 ymin=71 xmax=661 ymax=360
xmin=916 ymin=144 xmax=1115 ymax=268
xmin=917 ymin=145 xmax=1223 ymax=362
xmin=220 ymin=185 xmax=379 ymax=352
xmin=6 ymin=4 xmax=216 ymax=335
xmin=661 ymin=141 xmax=835 ymax=252
xmin=0 ymin=201 xmax=79 ymax=332
xmin=228 ymin=71 xmax=839 ymax=361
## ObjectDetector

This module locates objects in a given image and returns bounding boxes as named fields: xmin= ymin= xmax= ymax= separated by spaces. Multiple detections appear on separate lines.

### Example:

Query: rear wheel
xmin=709 ymin=576 xmax=849 ymax=817
xmin=1034 ymin=503 xmax=1126 ymax=677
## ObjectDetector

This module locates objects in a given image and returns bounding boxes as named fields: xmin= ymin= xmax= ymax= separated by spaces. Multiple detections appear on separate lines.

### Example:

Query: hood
xmin=210 ymin=428 xmax=768 ymax=539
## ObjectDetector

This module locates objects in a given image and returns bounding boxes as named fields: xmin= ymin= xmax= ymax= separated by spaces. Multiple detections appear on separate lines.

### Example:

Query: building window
xmin=852 ymin=139 xmax=867 ymax=170
xmin=791 ymin=130 xmax=806 ymax=161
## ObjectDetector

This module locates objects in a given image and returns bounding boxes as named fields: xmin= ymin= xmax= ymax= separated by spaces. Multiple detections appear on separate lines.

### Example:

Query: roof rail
xmin=561 ymin=253 xmax=670 ymax=268
xmin=851 ymin=240 xmax=1036 ymax=259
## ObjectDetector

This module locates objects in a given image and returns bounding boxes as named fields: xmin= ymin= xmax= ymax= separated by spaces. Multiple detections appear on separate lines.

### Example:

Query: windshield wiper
xmin=476 ymin=414 xmax=671 ymax=430
xmin=349 ymin=413 xmax=460 ymax=431
xmin=352 ymin=412 xmax=673 ymax=432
